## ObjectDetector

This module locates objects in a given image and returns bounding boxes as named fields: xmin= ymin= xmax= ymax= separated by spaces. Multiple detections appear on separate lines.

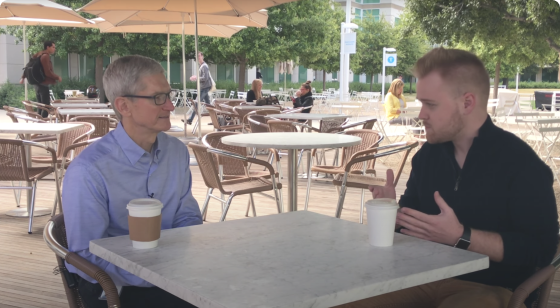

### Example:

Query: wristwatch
xmin=454 ymin=225 xmax=471 ymax=250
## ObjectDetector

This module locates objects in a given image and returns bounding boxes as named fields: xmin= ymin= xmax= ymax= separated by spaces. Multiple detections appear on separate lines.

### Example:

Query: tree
xmin=203 ymin=0 xmax=345 ymax=91
xmin=391 ymin=14 xmax=430 ymax=93
xmin=407 ymin=0 xmax=560 ymax=96
xmin=4 ymin=0 xmax=179 ymax=102
xmin=350 ymin=16 xmax=395 ymax=91
xmin=298 ymin=2 xmax=345 ymax=91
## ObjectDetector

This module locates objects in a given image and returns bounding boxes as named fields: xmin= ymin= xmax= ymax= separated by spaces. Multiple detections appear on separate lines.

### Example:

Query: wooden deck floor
xmin=1 ymin=119 xmax=560 ymax=307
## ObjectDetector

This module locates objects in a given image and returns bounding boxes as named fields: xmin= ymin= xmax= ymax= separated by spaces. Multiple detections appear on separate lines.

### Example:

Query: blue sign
xmin=387 ymin=56 xmax=395 ymax=63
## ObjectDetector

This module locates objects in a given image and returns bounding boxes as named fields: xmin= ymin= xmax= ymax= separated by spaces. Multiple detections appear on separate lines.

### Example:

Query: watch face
xmin=456 ymin=239 xmax=471 ymax=250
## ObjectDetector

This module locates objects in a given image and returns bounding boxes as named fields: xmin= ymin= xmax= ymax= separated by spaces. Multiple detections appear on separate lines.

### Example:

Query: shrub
xmin=0 ymin=82 xmax=35 ymax=108
xmin=517 ymin=82 xmax=560 ymax=89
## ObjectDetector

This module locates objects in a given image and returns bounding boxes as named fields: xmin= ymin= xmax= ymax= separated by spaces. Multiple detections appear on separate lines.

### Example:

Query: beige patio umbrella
xmin=79 ymin=0 xmax=299 ymax=141
xmin=0 ymin=0 xmax=95 ymax=100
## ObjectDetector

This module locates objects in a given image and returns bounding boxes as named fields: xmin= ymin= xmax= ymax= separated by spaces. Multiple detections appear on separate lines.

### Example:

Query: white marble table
xmin=222 ymin=133 xmax=361 ymax=212
xmin=52 ymin=103 xmax=109 ymax=109
xmin=90 ymin=211 xmax=489 ymax=308
xmin=0 ymin=123 xmax=85 ymax=217
xmin=57 ymin=109 xmax=115 ymax=116
xmin=267 ymin=113 xmax=349 ymax=121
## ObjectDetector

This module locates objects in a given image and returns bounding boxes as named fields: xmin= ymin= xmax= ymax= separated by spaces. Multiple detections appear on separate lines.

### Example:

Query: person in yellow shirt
xmin=385 ymin=79 xmax=407 ymax=124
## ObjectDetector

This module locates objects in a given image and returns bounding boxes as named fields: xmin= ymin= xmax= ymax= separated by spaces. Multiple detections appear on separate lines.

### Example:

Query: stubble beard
xmin=426 ymin=109 xmax=464 ymax=144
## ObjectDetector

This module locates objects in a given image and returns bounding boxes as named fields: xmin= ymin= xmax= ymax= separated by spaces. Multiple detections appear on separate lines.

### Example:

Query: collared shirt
xmin=62 ymin=123 xmax=202 ymax=287
xmin=400 ymin=116 xmax=559 ymax=291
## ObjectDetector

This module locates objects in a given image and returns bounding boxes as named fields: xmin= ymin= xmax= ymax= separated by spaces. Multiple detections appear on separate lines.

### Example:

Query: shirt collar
xmin=114 ymin=123 xmax=163 ymax=165
xmin=442 ymin=115 xmax=496 ymax=155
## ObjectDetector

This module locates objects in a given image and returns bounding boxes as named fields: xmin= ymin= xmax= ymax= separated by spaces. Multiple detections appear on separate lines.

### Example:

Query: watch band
xmin=454 ymin=225 xmax=471 ymax=250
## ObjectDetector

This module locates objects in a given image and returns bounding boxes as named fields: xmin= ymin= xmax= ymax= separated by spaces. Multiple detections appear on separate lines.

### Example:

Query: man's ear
xmin=114 ymin=97 xmax=132 ymax=118
xmin=462 ymin=92 xmax=477 ymax=115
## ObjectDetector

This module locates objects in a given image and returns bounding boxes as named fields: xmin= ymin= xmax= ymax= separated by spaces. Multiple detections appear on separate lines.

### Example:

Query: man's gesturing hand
xmin=368 ymin=169 xmax=396 ymax=199
xmin=397 ymin=191 xmax=464 ymax=246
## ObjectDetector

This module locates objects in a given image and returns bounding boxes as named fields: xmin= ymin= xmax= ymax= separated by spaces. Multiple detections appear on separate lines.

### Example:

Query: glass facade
xmin=216 ymin=64 xmax=235 ymax=81
xmin=261 ymin=66 xmax=274 ymax=84
xmin=299 ymin=65 xmax=307 ymax=83
xmin=363 ymin=9 xmax=380 ymax=21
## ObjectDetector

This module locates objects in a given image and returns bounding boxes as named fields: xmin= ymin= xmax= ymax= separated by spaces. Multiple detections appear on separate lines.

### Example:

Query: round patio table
xmin=221 ymin=132 xmax=361 ymax=212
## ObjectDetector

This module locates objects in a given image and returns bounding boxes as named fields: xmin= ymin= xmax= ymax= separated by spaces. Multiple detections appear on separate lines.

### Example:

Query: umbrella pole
xmin=23 ymin=23 xmax=28 ymax=101
xmin=167 ymin=25 xmax=170 ymax=85
xmin=195 ymin=0 xmax=202 ymax=140
xmin=182 ymin=16 xmax=188 ymax=138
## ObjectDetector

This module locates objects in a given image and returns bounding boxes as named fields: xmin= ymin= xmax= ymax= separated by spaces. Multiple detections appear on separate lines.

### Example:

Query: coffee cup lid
xmin=127 ymin=198 xmax=163 ymax=210
xmin=365 ymin=199 xmax=398 ymax=209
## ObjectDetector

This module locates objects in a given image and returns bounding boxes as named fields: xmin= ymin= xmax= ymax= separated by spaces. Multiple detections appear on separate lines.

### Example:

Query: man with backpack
xmin=187 ymin=51 xmax=213 ymax=125
xmin=20 ymin=41 xmax=62 ymax=118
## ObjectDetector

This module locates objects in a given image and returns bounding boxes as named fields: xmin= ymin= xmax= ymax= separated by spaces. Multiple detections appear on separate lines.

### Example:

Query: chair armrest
xmin=22 ymin=140 xmax=57 ymax=163
xmin=344 ymin=143 xmax=416 ymax=173
xmin=508 ymin=265 xmax=556 ymax=308
xmin=43 ymin=221 xmax=121 ymax=308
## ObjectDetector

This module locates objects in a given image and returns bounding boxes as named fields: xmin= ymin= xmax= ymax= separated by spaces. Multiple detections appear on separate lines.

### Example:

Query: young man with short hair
xmin=20 ymin=41 xmax=61 ymax=117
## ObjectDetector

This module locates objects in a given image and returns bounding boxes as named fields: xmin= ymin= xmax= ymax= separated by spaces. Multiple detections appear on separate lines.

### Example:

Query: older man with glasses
xmin=62 ymin=55 xmax=201 ymax=308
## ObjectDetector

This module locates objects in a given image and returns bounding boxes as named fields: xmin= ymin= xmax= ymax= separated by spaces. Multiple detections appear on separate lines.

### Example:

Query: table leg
xmin=6 ymin=133 xmax=51 ymax=217
xmin=286 ymin=149 xmax=298 ymax=212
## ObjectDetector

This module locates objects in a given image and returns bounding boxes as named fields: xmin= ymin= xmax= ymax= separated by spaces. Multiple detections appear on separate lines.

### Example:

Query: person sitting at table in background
xmin=293 ymin=81 xmax=314 ymax=113
xmin=384 ymin=78 xmax=408 ymax=124
xmin=247 ymin=79 xmax=263 ymax=102
xmin=62 ymin=55 xmax=201 ymax=308
xmin=339 ymin=48 xmax=560 ymax=308
xmin=187 ymin=51 xmax=213 ymax=125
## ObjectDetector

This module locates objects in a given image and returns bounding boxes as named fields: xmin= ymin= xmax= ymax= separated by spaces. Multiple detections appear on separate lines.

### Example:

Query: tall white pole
xmin=516 ymin=67 xmax=519 ymax=92
xmin=181 ymin=15 xmax=188 ymax=138
xmin=344 ymin=0 xmax=351 ymax=101
xmin=195 ymin=0 xmax=202 ymax=140
xmin=167 ymin=25 xmax=170 ymax=85
xmin=381 ymin=48 xmax=386 ymax=101
xmin=23 ymin=23 xmax=28 ymax=101
xmin=339 ymin=22 xmax=345 ymax=102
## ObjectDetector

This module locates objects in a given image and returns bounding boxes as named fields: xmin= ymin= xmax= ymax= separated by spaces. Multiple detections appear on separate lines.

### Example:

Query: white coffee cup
xmin=365 ymin=198 xmax=399 ymax=247
xmin=127 ymin=198 xmax=163 ymax=249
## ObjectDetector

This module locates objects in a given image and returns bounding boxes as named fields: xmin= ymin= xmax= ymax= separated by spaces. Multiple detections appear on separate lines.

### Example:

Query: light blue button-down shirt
xmin=62 ymin=123 xmax=202 ymax=287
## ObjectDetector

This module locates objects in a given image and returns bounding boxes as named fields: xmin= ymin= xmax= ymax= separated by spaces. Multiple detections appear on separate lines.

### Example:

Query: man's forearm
xmin=469 ymin=229 xmax=504 ymax=262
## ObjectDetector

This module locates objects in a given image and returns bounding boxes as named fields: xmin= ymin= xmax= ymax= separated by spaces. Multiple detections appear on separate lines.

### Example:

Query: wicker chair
xmin=4 ymin=110 xmax=58 ymax=142
xmin=327 ymin=118 xmax=378 ymax=133
xmin=0 ymin=139 xmax=61 ymax=233
xmin=255 ymin=109 xmax=281 ymax=116
xmin=189 ymin=143 xmax=283 ymax=222
xmin=69 ymin=116 xmax=111 ymax=139
xmin=304 ymin=129 xmax=384 ymax=211
xmin=333 ymin=141 xmax=418 ymax=223
xmin=206 ymin=107 xmax=243 ymax=132
xmin=44 ymin=214 xmax=121 ymax=308
xmin=32 ymin=122 xmax=94 ymax=167
xmin=22 ymin=100 xmax=58 ymax=122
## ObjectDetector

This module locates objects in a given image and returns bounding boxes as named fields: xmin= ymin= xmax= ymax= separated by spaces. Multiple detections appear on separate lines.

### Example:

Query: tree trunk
xmin=502 ymin=78 xmax=509 ymax=88
xmin=558 ymin=53 xmax=560 ymax=82
xmin=409 ymin=76 xmax=413 ymax=94
xmin=95 ymin=55 xmax=105 ymax=103
xmin=493 ymin=60 xmax=501 ymax=99
xmin=322 ymin=70 xmax=326 ymax=91
xmin=370 ymin=74 xmax=374 ymax=91
xmin=238 ymin=61 xmax=246 ymax=92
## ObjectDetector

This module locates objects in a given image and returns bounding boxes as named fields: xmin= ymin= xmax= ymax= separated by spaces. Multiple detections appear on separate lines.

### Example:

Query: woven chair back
xmin=70 ymin=117 xmax=110 ymax=139
xmin=341 ymin=129 xmax=383 ymax=172
xmin=267 ymin=120 xmax=298 ymax=133
xmin=202 ymin=132 xmax=248 ymax=178
xmin=0 ymin=139 xmax=28 ymax=181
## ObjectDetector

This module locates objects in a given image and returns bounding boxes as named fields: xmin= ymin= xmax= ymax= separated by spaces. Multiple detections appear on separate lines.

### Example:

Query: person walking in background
xmin=247 ymin=79 xmax=263 ymax=102
xmin=187 ymin=52 xmax=212 ymax=124
xmin=20 ymin=41 xmax=61 ymax=118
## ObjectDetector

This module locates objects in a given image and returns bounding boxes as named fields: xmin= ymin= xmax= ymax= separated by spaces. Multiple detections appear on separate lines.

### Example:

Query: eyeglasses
xmin=122 ymin=90 xmax=177 ymax=106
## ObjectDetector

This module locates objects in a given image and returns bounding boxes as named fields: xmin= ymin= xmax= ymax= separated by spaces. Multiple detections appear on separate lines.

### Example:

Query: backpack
xmin=23 ymin=54 xmax=46 ymax=85
xmin=255 ymin=96 xmax=280 ymax=106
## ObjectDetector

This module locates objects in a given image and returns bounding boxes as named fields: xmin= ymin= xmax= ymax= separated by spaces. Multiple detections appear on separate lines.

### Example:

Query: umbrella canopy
xmin=79 ymin=0 xmax=291 ymax=17
xmin=86 ymin=10 xmax=268 ymax=28
xmin=96 ymin=19 xmax=243 ymax=37
xmin=0 ymin=0 xmax=88 ymax=22
xmin=0 ymin=17 xmax=96 ymax=27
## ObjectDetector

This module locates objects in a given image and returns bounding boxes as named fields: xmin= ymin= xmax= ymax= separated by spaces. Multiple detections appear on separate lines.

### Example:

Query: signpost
xmin=381 ymin=47 xmax=397 ymax=101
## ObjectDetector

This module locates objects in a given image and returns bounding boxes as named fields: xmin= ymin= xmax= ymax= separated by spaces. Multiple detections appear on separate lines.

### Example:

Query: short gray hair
xmin=103 ymin=55 xmax=165 ymax=120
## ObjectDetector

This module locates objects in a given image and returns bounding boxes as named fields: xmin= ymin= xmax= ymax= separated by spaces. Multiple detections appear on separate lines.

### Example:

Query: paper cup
xmin=127 ymin=199 xmax=163 ymax=249
xmin=365 ymin=199 xmax=398 ymax=247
